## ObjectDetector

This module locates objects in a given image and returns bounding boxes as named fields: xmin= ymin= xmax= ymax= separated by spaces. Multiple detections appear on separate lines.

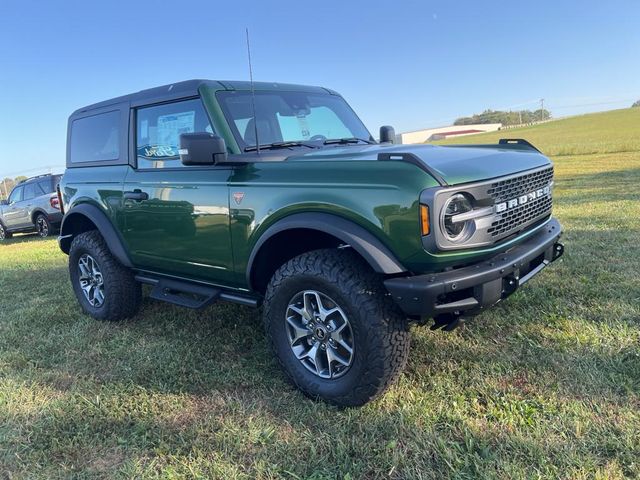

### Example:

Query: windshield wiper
xmin=323 ymin=137 xmax=374 ymax=145
xmin=244 ymin=141 xmax=317 ymax=152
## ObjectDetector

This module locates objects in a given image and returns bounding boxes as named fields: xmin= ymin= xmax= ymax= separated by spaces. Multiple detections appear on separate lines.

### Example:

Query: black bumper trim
xmin=384 ymin=218 xmax=563 ymax=317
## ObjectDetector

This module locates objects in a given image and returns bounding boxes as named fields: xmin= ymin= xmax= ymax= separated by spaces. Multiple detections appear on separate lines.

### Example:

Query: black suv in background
xmin=0 ymin=174 xmax=63 ymax=240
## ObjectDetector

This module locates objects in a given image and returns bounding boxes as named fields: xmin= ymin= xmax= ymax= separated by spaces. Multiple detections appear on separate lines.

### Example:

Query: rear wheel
xmin=263 ymin=249 xmax=410 ymax=406
xmin=0 ymin=222 xmax=12 ymax=240
xmin=35 ymin=214 xmax=51 ymax=237
xmin=69 ymin=230 xmax=141 ymax=321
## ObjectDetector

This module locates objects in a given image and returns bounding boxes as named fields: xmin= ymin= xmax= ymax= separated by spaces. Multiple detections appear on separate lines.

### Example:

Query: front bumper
xmin=384 ymin=217 xmax=564 ymax=317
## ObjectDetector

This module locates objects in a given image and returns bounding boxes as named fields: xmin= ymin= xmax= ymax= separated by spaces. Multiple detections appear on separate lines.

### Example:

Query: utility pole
xmin=540 ymin=98 xmax=545 ymax=121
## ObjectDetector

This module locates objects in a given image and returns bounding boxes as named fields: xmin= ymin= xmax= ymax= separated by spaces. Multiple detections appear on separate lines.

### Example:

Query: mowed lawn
xmin=1 ymin=109 xmax=639 ymax=479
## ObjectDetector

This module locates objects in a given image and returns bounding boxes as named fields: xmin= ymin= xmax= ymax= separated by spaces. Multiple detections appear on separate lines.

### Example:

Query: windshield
xmin=217 ymin=90 xmax=373 ymax=150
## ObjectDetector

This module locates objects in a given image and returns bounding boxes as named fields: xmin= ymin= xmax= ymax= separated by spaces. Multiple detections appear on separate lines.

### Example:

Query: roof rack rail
xmin=18 ymin=173 xmax=55 ymax=184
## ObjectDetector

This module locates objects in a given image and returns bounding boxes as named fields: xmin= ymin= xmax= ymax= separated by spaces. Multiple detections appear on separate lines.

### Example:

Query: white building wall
xmin=397 ymin=123 xmax=503 ymax=144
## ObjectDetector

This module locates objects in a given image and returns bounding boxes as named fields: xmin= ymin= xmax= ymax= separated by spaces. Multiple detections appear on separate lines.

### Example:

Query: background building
xmin=397 ymin=123 xmax=502 ymax=144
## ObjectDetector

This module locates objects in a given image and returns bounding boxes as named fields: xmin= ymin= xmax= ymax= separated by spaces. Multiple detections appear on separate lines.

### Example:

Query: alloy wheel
xmin=78 ymin=254 xmax=105 ymax=307
xmin=285 ymin=290 xmax=354 ymax=379
xmin=37 ymin=217 xmax=49 ymax=237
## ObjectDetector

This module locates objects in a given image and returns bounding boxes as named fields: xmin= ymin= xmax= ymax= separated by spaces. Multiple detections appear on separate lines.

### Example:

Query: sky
xmin=0 ymin=0 xmax=639 ymax=177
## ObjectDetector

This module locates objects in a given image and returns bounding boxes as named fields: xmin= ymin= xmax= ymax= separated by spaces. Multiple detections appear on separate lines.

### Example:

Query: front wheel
xmin=0 ymin=223 xmax=12 ymax=240
xmin=68 ymin=230 xmax=141 ymax=321
xmin=263 ymin=249 xmax=410 ymax=407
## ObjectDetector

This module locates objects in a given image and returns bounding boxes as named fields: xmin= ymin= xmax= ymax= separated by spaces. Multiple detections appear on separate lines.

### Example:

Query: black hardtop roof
xmin=71 ymin=79 xmax=337 ymax=116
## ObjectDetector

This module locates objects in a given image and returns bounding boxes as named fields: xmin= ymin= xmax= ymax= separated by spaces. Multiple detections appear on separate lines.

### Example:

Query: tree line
xmin=454 ymin=109 xmax=552 ymax=126
xmin=0 ymin=176 xmax=28 ymax=200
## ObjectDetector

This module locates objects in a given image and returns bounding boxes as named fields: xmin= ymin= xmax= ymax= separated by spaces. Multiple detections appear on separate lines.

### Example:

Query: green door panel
xmin=121 ymin=167 xmax=235 ymax=286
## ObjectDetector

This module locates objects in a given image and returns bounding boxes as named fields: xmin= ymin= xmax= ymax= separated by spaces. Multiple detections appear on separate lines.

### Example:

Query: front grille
xmin=486 ymin=166 xmax=554 ymax=203
xmin=429 ymin=165 xmax=556 ymax=250
xmin=488 ymin=195 xmax=552 ymax=237
xmin=487 ymin=166 xmax=554 ymax=237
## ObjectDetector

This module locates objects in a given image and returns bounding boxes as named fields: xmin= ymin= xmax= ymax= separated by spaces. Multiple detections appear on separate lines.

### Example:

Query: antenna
xmin=246 ymin=28 xmax=260 ymax=154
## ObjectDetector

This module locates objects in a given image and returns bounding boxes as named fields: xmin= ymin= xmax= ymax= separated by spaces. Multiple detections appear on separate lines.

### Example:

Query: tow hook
xmin=430 ymin=313 xmax=466 ymax=332
xmin=552 ymin=242 xmax=565 ymax=261
xmin=503 ymin=275 xmax=519 ymax=296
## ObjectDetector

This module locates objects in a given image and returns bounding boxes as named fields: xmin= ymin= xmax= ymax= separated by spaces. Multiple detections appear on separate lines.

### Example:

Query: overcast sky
xmin=1 ymin=0 xmax=639 ymax=176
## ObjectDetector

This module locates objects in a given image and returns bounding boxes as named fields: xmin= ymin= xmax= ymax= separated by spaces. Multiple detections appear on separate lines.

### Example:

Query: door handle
xmin=124 ymin=190 xmax=149 ymax=201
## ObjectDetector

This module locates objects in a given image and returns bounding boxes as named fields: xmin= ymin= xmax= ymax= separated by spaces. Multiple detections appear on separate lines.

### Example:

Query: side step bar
xmin=135 ymin=275 xmax=259 ymax=309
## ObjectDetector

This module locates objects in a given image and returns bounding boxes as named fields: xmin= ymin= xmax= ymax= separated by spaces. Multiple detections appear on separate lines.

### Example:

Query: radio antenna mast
xmin=246 ymin=28 xmax=260 ymax=154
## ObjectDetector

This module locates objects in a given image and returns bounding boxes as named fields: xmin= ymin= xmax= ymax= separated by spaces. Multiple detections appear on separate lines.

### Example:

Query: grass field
xmin=1 ymin=108 xmax=639 ymax=479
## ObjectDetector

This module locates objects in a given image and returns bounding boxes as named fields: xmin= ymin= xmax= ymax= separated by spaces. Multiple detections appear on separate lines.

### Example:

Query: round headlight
xmin=442 ymin=193 xmax=473 ymax=242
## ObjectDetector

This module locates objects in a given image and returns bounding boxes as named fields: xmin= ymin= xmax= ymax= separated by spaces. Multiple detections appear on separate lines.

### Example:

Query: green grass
xmin=1 ymin=108 xmax=639 ymax=479
xmin=433 ymin=107 xmax=640 ymax=157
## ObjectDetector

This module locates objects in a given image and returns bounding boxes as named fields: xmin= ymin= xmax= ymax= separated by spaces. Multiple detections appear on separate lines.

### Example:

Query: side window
xmin=136 ymin=99 xmax=213 ymax=169
xmin=8 ymin=186 xmax=23 ymax=204
xmin=23 ymin=183 xmax=37 ymax=201
xmin=36 ymin=179 xmax=51 ymax=195
xmin=70 ymin=111 xmax=120 ymax=164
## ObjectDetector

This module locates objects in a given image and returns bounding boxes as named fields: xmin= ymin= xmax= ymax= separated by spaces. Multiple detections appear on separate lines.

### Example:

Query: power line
xmin=403 ymin=94 xmax=638 ymax=133
xmin=549 ymin=99 xmax=637 ymax=110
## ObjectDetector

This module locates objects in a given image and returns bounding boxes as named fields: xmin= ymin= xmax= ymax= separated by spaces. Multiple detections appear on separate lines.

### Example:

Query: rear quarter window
xmin=37 ymin=179 xmax=53 ymax=194
xmin=70 ymin=111 xmax=120 ymax=164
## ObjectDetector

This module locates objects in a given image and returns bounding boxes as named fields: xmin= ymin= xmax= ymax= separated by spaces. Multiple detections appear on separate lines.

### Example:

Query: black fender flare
xmin=246 ymin=212 xmax=407 ymax=288
xmin=30 ymin=208 xmax=49 ymax=224
xmin=59 ymin=203 xmax=132 ymax=268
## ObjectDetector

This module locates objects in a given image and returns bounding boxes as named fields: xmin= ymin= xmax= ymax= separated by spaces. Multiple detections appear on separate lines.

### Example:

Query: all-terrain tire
xmin=69 ymin=230 xmax=141 ymax=321
xmin=263 ymin=249 xmax=410 ymax=407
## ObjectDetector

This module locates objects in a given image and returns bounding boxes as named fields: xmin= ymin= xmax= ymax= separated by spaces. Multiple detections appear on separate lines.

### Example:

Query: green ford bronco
xmin=58 ymin=80 xmax=564 ymax=406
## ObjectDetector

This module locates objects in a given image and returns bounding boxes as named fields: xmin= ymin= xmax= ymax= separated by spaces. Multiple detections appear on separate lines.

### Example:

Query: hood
xmin=287 ymin=143 xmax=551 ymax=185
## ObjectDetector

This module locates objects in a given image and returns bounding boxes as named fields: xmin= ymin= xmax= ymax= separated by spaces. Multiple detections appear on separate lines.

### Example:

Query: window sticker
xmin=139 ymin=145 xmax=178 ymax=158
xmin=154 ymin=111 xmax=195 ymax=156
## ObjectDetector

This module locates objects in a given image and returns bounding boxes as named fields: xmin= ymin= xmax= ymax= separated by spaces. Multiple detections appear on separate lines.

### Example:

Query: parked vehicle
xmin=58 ymin=80 xmax=564 ymax=406
xmin=0 ymin=174 xmax=63 ymax=240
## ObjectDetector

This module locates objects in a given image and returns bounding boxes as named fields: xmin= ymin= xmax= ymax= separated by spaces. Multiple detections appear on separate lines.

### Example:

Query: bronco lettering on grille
xmin=495 ymin=185 xmax=551 ymax=213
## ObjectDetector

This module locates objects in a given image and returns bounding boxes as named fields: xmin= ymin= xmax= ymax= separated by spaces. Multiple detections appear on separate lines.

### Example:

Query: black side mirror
xmin=379 ymin=125 xmax=396 ymax=144
xmin=180 ymin=133 xmax=227 ymax=166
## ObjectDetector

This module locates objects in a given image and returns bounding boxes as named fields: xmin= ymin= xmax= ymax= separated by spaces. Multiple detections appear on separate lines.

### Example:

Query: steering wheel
xmin=308 ymin=134 xmax=327 ymax=142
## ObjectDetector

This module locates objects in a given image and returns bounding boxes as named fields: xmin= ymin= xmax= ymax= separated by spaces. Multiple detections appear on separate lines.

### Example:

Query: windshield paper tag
xmin=296 ymin=112 xmax=310 ymax=140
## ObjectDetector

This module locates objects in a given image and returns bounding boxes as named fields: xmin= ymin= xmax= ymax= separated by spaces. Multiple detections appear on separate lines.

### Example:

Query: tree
xmin=0 ymin=177 xmax=27 ymax=200
xmin=632 ymin=100 xmax=640 ymax=108
xmin=454 ymin=109 xmax=551 ymax=126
